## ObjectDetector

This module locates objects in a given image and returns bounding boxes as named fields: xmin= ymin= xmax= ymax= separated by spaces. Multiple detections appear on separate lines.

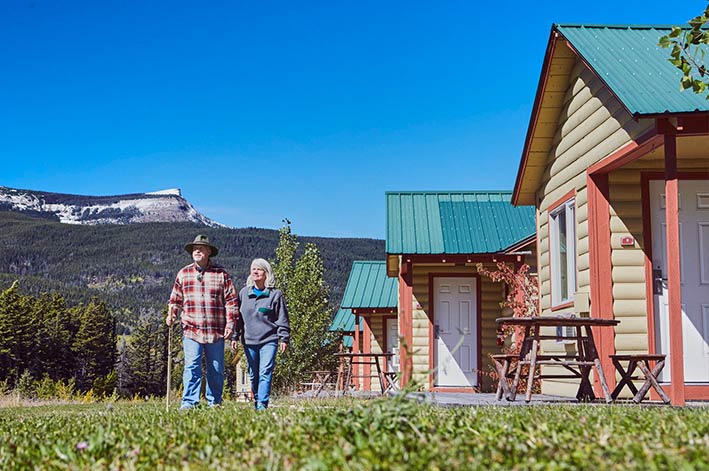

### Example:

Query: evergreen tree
xmin=115 ymin=336 xmax=131 ymax=396
xmin=0 ymin=282 xmax=34 ymax=385
xmin=124 ymin=311 xmax=168 ymax=397
xmin=72 ymin=298 xmax=116 ymax=391
xmin=272 ymin=224 xmax=338 ymax=392
xmin=30 ymin=293 xmax=76 ymax=380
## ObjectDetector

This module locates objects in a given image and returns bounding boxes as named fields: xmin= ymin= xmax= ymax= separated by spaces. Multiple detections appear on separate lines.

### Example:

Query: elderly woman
xmin=231 ymin=258 xmax=290 ymax=410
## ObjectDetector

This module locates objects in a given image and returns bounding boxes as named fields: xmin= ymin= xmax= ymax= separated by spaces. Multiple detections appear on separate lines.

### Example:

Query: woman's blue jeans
xmin=182 ymin=337 xmax=224 ymax=408
xmin=243 ymin=341 xmax=278 ymax=409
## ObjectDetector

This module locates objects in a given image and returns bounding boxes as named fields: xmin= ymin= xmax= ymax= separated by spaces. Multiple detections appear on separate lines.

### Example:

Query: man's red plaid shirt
xmin=169 ymin=262 xmax=239 ymax=344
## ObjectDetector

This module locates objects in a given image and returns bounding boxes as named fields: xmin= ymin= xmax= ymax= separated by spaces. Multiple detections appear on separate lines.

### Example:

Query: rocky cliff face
xmin=0 ymin=186 xmax=225 ymax=227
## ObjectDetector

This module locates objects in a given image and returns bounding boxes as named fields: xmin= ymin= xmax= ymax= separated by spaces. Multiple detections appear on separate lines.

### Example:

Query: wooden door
xmin=386 ymin=318 xmax=399 ymax=372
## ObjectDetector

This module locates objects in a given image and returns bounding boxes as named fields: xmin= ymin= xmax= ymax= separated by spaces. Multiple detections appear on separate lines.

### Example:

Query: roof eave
xmin=499 ymin=234 xmax=537 ymax=254
xmin=512 ymin=25 xmax=559 ymax=206
xmin=633 ymin=110 xmax=709 ymax=119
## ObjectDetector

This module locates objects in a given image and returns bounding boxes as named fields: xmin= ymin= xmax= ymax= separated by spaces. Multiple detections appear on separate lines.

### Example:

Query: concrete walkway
xmin=403 ymin=392 xmax=578 ymax=407
xmin=294 ymin=389 xmax=706 ymax=407
xmin=401 ymin=391 xmax=708 ymax=407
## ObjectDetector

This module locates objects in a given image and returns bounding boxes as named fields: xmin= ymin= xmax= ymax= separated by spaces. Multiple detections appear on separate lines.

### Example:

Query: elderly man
xmin=167 ymin=234 xmax=238 ymax=409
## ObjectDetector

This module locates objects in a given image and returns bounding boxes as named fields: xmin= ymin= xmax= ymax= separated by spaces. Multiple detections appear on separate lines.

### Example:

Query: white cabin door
xmin=651 ymin=179 xmax=709 ymax=382
xmin=433 ymin=277 xmax=477 ymax=387
xmin=386 ymin=318 xmax=399 ymax=372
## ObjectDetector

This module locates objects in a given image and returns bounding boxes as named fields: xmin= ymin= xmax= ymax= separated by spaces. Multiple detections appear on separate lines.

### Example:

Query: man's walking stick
xmin=166 ymin=306 xmax=174 ymax=412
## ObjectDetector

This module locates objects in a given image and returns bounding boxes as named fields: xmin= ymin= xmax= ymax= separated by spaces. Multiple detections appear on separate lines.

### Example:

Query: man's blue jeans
xmin=182 ymin=337 xmax=224 ymax=408
xmin=243 ymin=341 xmax=278 ymax=410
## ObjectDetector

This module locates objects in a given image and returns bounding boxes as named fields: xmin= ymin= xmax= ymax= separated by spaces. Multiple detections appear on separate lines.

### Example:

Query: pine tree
xmin=72 ymin=298 xmax=116 ymax=391
xmin=31 ymin=293 xmax=76 ymax=380
xmin=125 ymin=311 xmax=168 ymax=397
xmin=115 ymin=336 xmax=131 ymax=396
xmin=271 ymin=223 xmax=338 ymax=392
xmin=0 ymin=282 xmax=34 ymax=385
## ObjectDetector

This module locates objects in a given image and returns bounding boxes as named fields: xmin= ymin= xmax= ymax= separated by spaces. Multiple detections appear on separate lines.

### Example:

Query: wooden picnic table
xmin=301 ymin=370 xmax=338 ymax=397
xmin=496 ymin=316 xmax=620 ymax=403
xmin=334 ymin=352 xmax=394 ymax=395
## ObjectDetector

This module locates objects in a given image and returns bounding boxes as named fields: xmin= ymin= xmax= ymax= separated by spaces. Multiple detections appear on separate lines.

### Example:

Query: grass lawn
xmin=1 ymin=396 xmax=707 ymax=470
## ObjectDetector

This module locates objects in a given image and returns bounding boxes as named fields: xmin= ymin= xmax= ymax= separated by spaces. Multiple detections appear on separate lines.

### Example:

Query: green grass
xmin=1 ymin=397 xmax=707 ymax=470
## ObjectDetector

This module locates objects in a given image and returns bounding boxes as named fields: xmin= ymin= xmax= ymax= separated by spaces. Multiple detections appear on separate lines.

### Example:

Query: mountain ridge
xmin=0 ymin=211 xmax=384 ymax=333
xmin=0 ymin=186 xmax=225 ymax=227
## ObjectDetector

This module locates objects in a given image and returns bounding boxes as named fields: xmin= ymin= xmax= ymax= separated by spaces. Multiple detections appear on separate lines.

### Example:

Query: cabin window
xmin=549 ymin=198 xmax=576 ymax=307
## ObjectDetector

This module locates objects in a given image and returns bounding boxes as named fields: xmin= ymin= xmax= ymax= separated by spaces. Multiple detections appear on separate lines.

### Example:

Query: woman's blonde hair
xmin=246 ymin=258 xmax=276 ymax=288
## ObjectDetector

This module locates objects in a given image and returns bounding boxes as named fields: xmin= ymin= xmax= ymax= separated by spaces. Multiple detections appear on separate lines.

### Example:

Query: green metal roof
xmin=340 ymin=261 xmax=398 ymax=309
xmin=556 ymin=24 xmax=709 ymax=116
xmin=386 ymin=191 xmax=536 ymax=254
xmin=329 ymin=308 xmax=363 ymax=348
xmin=329 ymin=308 xmax=361 ymax=332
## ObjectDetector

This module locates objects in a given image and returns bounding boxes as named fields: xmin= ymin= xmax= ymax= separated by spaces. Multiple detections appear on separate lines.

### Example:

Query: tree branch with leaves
xmin=477 ymin=262 xmax=538 ymax=354
xmin=659 ymin=4 xmax=709 ymax=97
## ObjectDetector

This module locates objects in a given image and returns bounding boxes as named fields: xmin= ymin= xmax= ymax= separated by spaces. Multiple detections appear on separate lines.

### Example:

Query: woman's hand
xmin=279 ymin=342 xmax=287 ymax=353
xmin=230 ymin=340 xmax=239 ymax=351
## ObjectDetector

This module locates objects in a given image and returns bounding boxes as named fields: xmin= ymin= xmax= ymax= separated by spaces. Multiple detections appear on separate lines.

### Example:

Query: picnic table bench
xmin=334 ymin=352 xmax=394 ymax=395
xmin=301 ymin=370 xmax=338 ymax=397
xmin=495 ymin=316 xmax=620 ymax=403
xmin=610 ymin=354 xmax=670 ymax=404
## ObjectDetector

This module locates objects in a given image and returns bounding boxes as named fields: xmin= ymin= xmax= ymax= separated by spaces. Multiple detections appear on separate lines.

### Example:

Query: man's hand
xmin=166 ymin=305 xmax=181 ymax=326
xmin=230 ymin=340 xmax=239 ymax=351
xmin=224 ymin=326 xmax=233 ymax=340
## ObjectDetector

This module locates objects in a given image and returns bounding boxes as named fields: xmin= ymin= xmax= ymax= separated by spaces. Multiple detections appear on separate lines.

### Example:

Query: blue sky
xmin=1 ymin=1 xmax=705 ymax=238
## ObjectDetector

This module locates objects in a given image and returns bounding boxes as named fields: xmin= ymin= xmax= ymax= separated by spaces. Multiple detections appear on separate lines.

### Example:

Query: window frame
xmin=549 ymin=196 xmax=577 ymax=308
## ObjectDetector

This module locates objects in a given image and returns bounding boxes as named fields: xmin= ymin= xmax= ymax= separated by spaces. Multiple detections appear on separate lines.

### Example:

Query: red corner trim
xmin=588 ymin=130 xmax=663 ymax=175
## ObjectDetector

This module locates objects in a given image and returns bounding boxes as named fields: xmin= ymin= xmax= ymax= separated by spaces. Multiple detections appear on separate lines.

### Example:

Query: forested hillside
xmin=0 ymin=212 xmax=384 ymax=332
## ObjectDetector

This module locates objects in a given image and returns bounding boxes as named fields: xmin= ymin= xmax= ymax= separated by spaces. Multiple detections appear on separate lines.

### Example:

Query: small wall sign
xmin=620 ymin=236 xmax=634 ymax=246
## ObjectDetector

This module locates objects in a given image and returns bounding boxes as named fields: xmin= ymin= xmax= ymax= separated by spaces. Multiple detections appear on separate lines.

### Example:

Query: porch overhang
xmin=586 ymin=115 xmax=709 ymax=405
xmin=390 ymin=253 xmax=522 ymax=266
xmin=352 ymin=307 xmax=397 ymax=316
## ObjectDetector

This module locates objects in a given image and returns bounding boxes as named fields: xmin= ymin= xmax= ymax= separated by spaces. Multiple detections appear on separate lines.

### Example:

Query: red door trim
xmin=398 ymin=260 xmax=413 ymax=387
xmin=587 ymin=172 xmax=616 ymax=394
xmin=685 ymin=385 xmax=709 ymax=401
xmin=662 ymin=127 xmax=686 ymax=405
xmin=362 ymin=318 xmax=372 ymax=391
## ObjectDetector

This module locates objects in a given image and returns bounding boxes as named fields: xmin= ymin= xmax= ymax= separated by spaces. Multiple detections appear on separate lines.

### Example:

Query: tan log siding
xmin=533 ymin=61 xmax=653 ymax=396
xmin=368 ymin=316 xmax=384 ymax=391
xmin=609 ymin=169 xmax=648 ymax=353
xmin=409 ymin=263 xmax=504 ymax=391
xmin=536 ymin=60 xmax=652 ymax=322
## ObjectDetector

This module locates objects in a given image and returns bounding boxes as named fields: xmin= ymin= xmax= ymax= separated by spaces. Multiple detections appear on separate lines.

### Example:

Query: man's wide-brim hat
xmin=184 ymin=234 xmax=219 ymax=256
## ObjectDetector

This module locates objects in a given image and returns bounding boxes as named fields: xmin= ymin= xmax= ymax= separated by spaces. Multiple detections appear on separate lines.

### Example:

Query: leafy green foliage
xmin=272 ymin=224 xmax=339 ymax=392
xmin=0 ymin=400 xmax=707 ymax=469
xmin=0 ymin=211 xmax=384 ymax=332
xmin=659 ymin=6 xmax=709 ymax=97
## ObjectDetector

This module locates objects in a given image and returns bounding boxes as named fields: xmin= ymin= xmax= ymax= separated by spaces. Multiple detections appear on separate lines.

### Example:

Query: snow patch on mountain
xmin=0 ymin=186 xmax=226 ymax=227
